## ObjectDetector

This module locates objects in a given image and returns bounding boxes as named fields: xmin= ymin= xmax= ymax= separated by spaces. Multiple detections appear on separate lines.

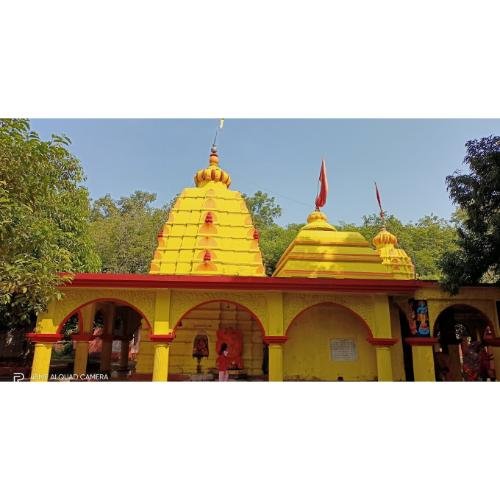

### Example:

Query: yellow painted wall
xmin=135 ymin=321 xmax=154 ymax=374
xmin=284 ymin=303 xmax=377 ymax=381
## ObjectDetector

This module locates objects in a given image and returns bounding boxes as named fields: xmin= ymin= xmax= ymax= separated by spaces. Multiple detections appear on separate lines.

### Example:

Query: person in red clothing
xmin=217 ymin=342 xmax=230 ymax=382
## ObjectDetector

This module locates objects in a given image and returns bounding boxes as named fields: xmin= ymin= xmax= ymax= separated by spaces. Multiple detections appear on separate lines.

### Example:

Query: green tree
xmin=90 ymin=191 xmax=172 ymax=273
xmin=242 ymin=191 xmax=293 ymax=275
xmin=259 ymin=223 xmax=303 ymax=276
xmin=242 ymin=190 xmax=282 ymax=230
xmin=439 ymin=135 xmax=500 ymax=293
xmin=0 ymin=119 xmax=99 ymax=328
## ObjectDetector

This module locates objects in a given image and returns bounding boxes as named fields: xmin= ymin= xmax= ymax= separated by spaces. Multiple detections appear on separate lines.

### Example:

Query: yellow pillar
xmin=375 ymin=347 xmax=393 ymax=381
xmin=152 ymin=343 xmax=170 ymax=381
xmin=73 ymin=303 xmax=96 ymax=377
xmin=135 ymin=319 xmax=154 ymax=375
xmin=265 ymin=293 xmax=285 ymax=382
xmin=264 ymin=337 xmax=287 ymax=381
xmin=406 ymin=338 xmax=438 ymax=381
xmin=74 ymin=341 xmax=90 ymax=376
xmin=30 ymin=342 xmax=53 ymax=382
xmin=369 ymin=338 xmax=396 ymax=381
xmin=100 ymin=303 xmax=116 ymax=372
xmin=268 ymin=344 xmax=283 ymax=381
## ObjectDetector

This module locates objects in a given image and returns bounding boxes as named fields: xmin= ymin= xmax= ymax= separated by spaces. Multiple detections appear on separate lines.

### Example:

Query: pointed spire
xmin=194 ymin=144 xmax=232 ymax=188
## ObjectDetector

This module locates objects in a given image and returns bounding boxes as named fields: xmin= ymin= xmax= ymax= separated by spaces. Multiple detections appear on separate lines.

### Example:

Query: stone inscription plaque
xmin=330 ymin=338 xmax=357 ymax=362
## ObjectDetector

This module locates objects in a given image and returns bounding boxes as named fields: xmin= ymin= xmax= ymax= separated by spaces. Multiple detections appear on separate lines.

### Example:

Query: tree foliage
xmin=242 ymin=191 xmax=282 ymax=230
xmin=0 ymin=119 xmax=99 ymax=328
xmin=90 ymin=191 xmax=172 ymax=274
xmin=259 ymin=223 xmax=303 ymax=276
xmin=439 ymin=136 xmax=500 ymax=293
xmin=242 ymin=191 xmax=295 ymax=275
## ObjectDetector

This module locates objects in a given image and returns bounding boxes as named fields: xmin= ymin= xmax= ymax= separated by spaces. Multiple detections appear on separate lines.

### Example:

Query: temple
xmin=27 ymin=145 xmax=500 ymax=381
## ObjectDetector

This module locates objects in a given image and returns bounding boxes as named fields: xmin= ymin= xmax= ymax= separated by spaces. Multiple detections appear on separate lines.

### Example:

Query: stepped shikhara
xmin=273 ymin=210 xmax=415 ymax=280
xmin=149 ymin=147 xmax=265 ymax=276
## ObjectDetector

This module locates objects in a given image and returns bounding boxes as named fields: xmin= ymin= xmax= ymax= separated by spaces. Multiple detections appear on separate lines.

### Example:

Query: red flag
xmin=374 ymin=182 xmax=385 ymax=221
xmin=315 ymin=159 xmax=328 ymax=210
xmin=374 ymin=182 xmax=382 ymax=212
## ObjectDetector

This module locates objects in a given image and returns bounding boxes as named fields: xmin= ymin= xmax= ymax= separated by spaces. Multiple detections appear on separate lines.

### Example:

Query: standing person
xmin=217 ymin=342 xmax=230 ymax=382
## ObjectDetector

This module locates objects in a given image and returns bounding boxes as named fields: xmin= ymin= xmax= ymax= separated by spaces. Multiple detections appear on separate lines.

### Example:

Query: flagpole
xmin=374 ymin=181 xmax=386 ymax=227
xmin=212 ymin=118 xmax=224 ymax=148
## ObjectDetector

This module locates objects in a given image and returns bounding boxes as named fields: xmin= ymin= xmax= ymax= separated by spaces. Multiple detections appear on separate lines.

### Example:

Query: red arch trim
xmin=284 ymin=301 xmax=374 ymax=340
xmin=55 ymin=297 xmax=153 ymax=335
xmin=171 ymin=299 xmax=266 ymax=337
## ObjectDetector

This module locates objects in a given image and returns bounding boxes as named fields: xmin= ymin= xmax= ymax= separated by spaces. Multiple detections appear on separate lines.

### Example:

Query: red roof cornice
xmin=60 ymin=273 xmax=436 ymax=294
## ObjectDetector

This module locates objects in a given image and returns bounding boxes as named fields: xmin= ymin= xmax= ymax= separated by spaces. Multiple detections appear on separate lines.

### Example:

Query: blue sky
xmin=31 ymin=119 xmax=500 ymax=226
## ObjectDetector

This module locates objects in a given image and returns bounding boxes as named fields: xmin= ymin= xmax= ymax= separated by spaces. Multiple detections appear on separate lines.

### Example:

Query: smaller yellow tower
xmin=372 ymin=227 xmax=415 ymax=279
xmin=149 ymin=146 xmax=265 ymax=276
xmin=273 ymin=210 xmax=396 ymax=279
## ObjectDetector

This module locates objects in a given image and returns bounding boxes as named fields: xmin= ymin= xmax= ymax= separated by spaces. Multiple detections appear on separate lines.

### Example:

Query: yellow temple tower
xmin=149 ymin=146 xmax=265 ymax=276
xmin=274 ymin=210 xmax=415 ymax=280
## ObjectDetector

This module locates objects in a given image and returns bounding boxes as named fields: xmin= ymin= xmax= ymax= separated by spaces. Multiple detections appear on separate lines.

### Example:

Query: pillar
xmin=73 ymin=335 xmax=92 ymax=376
xmin=149 ymin=290 xmax=173 ymax=381
xmin=447 ymin=344 xmax=463 ymax=381
xmin=405 ymin=337 xmax=439 ymax=381
xmin=27 ymin=334 xmax=62 ymax=382
xmin=100 ymin=303 xmax=116 ymax=373
xmin=264 ymin=336 xmax=287 ymax=381
xmin=135 ymin=319 xmax=154 ymax=375
xmin=73 ymin=302 xmax=96 ymax=377
xmin=368 ymin=338 xmax=397 ymax=381
xmin=100 ymin=336 xmax=113 ymax=372
xmin=120 ymin=339 xmax=130 ymax=370
xmin=484 ymin=338 xmax=500 ymax=380
xmin=150 ymin=335 xmax=175 ymax=381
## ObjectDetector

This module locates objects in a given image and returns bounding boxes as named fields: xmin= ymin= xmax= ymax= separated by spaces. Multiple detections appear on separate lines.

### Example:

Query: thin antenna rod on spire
xmin=212 ymin=118 xmax=224 ymax=147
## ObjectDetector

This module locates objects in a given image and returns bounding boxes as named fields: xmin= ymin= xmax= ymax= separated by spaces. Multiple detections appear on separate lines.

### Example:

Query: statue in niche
xmin=407 ymin=299 xmax=430 ymax=336
xmin=216 ymin=328 xmax=244 ymax=370
xmin=416 ymin=300 xmax=430 ymax=336
xmin=192 ymin=333 xmax=209 ymax=374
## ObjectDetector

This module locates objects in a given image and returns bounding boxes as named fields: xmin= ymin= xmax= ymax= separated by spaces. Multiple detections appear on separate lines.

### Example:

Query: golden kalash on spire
xmin=273 ymin=161 xmax=415 ymax=280
xmin=149 ymin=142 xmax=265 ymax=276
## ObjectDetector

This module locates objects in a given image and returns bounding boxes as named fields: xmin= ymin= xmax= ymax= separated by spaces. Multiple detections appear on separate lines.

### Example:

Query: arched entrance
xmin=48 ymin=299 xmax=146 ymax=381
xmin=169 ymin=300 xmax=266 ymax=381
xmin=433 ymin=304 xmax=496 ymax=381
xmin=283 ymin=302 xmax=376 ymax=381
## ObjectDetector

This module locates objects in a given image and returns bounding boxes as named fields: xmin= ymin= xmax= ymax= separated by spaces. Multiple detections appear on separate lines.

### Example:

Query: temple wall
xmin=283 ymin=303 xmax=377 ymax=381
